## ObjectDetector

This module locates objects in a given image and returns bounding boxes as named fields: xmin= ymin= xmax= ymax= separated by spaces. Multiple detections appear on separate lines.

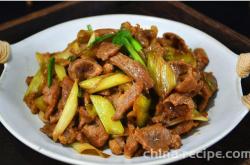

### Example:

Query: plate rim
xmin=0 ymin=14 xmax=248 ymax=165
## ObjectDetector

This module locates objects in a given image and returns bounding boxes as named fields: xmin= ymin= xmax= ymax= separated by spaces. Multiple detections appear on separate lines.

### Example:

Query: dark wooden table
xmin=1 ymin=2 xmax=250 ymax=165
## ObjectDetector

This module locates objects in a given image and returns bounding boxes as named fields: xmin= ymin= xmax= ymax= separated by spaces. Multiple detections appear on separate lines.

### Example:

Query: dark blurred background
xmin=0 ymin=1 xmax=249 ymax=37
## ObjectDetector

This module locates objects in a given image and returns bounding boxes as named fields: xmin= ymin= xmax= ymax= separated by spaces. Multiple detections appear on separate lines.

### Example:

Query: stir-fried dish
xmin=23 ymin=22 xmax=218 ymax=158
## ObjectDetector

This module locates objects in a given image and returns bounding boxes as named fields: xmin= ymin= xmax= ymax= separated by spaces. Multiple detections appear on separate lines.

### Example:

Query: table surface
xmin=0 ymin=2 xmax=250 ymax=165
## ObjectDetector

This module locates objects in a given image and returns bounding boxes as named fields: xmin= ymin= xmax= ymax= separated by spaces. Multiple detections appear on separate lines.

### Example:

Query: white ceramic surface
xmin=0 ymin=14 xmax=248 ymax=165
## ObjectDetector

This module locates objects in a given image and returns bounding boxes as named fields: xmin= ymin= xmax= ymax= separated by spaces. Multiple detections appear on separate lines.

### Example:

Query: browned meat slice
xmin=143 ymin=25 xmax=158 ymax=41
xmin=133 ymin=148 xmax=145 ymax=157
xmin=82 ymin=119 xmax=109 ymax=148
xmin=144 ymin=39 xmax=165 ymax=61
xmin=197 ymin=72 xmax=218 ymax=111
xmin=158 ymin=37 xmax=170 ymax=47
xmin=40 ymin=123 xmax=56 ymax=137
xmin=121 ymin=22 xmax=158 ymax=48
xmin=97 ymin=89 xmax=111 ymax=96
xmin=94 ymin=28 xmax=117 ymax=37
xmin=121 ymin=22 xmax=137 ymax=35
xmin=124 ymin=124 xmax=139 ymax=158
xmin=169 ymin=134 xmax=182 ymax=149
xmin=42 ymin=80 xmax=60 ymax=120
xmin=24 ymin=93 xmax=39 ymax=114
xmin=58 ymin=76 xmax=74 ymax=109
xmin=109 ymin=53 xmax=154 ymax=89
xmin=83 ymin=91 xmax=91 ymax=105
xmin=109 ymin=137 xmax=125 ymax=155
xmin=49 ymin=109 xmax=62 ymax=124
xmin=124 ymin=135 xmax=139 ymax=158
xmin=171 ymin=121 xmax=199 ymax=135
xmin=175 ymin=68 xmax=203 ymax=95
xmin=134 ymin=124 xmax=181 ymax=153
xmin=50 ymin=77 xmax=73 ymax=123
xmin=78 ymin=106 xmax=95 ymax=129
xmin=193 ymin=48 xmax=209 ymax=70
xmin=134 ymin=30 xmax=149 ymax=48
xmin=96 ymin=42 xmax=120 ymax=61
xmin=198 ymin=85 xmax=212 ymax=112
xmin=170 ymin=61 xmax=189 ymax=76
xmin=77 ymin=30 xmax=91 ymax=43
xmin=75 ymin=131 xmax=88 ymax=143
xmin=171 ymin=61 xmax=203 ymax=96
xmin=112 ymin=81 xmax=143 ymax=120
xmin=103 ymin=63 xmax=114 ymax=74
xmin=107 ymin=83 xmax=132 ymax=104
xmin=153 ymin=93 xmax=195 ymax=124
xmin=58 ymin=126 xmax=77 ymax=145
xmin=25 ymin=76 xmax=33 ymax=86
xmin=68 ymin=57 xmax=103 ymax=81
xmin=163 ymin=33 xmax=189 ymax=53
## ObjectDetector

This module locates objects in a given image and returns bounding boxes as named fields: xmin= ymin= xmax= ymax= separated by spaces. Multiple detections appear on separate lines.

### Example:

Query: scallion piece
xmin=47 ymin=57 xmax=55 ymax=87
xmin=87 ymin=24 xmax=93 ymax=32
xmin=92 ymin=33 xmax=115 ymax=45
xmin=112 ymin=29 xmax=145 ymax=66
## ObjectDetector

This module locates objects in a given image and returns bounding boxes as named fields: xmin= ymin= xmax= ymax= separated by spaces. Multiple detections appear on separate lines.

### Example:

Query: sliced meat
xmin=77 ymin=30 xmax=91 ymax=43
xmin=107 ymin=83 xmax=132 ymax=104
xmin=171 ymin=61 xmax=203 ymax=96
xmin=144 ymin=39 xmax=165 ymax=58
xmin=109 ymin=53 xmax=154 ymax=89
xmin=171 ymin=120 xmax=199 ymax=135
xmin=197 ymin=72 xmax=218 ymax=111
xmin=42 ymin=80 xmax=60 ymax=120
xmin=175 ymin=67 xmax=203 ymax=95
xmin=40 ymin=123 xmax=56 ymax=137
xmin=121 ymin=22 xmax=137 ymax=36
xmin=58 ymin=76 xmax=74 ymax=110
xmin=78 ymin=106 xmax=95 ymax=129
xmin=25 ymin=76 xmax=33 ymax=86
xmin=103 ymin=62 xmax=114 ymax=74
xmin=197 ymin=84 xmax=212 ymax=111
xmin=83 ymin=91 xmax=91 ymax=105
xmin=124 ymin=124 xmax=139 ymax=158
xmin=158 ymin=37 xmax=170 ymax=47
xmin=58 ymin=126 xmax=77 ymax=145
xmin=94 ymin=28 xmax=117 ymax=37
xmin=24 ymin=93 xmax=39 ymax=114
xmin=163 ymin=32 xmax=189 ymax=53
xmin=68 ymin=57 xmax=103 ymax=81
xmin=134 ymin=123 xmax=181 ymax=153
xmin=49 ymin=109 xmax=62 ymax=124
xmin=170 ymin=61 xmax=189 ymax=76
xmin=50 ymin=77 xmax=73 ymax=123
xmin=112 ymin=81 xmax=144 ymax=120
xmin=193 ymin=48 xmax=209 ymax=70
xmin=134 ymin=29 xmax=149 ymax=48
xmin=82 ymin=119 xmax=109 ymax=148
xmin=97 ymin=89 xmax=111 ymax=96
xmin=143 ymin=25 xmax=158 ymax=41
xmin=124 ymin=135 xmax=139 ymax=158
xmin=96 ymin=42 xmax=120 ymax=61
xmin=75 ymin=131 xmax=88 ymax=143
xmin=152 ymin=93 xmax=195 ymax=124
xmin=109 ymin=137 xmax=125 ymax=155
xmin=121 ymin=22 xmax=157 ymax=48
xmin=169 ymin=134 xmax=182 ymax=149
xmin=133 ymin=148 xmax=145 ymax=157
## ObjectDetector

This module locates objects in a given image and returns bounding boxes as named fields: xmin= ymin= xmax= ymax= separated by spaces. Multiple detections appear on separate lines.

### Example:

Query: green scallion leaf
xmin=67 ymin=55 xmax=77 ymax=62
xmin=47 ymin=57 xmax=55 ymax=87
xmin=87 ymin=24 xmax=93 ymax=32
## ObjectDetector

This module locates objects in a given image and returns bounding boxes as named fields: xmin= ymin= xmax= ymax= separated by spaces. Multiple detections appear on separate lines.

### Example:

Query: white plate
xmin=0 ymin=14 xmax=248 ymax=165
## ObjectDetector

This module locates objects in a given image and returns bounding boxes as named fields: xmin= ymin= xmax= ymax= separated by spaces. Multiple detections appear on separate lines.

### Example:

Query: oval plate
xmin=0 ymin=14 xmax=248 ymax=165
